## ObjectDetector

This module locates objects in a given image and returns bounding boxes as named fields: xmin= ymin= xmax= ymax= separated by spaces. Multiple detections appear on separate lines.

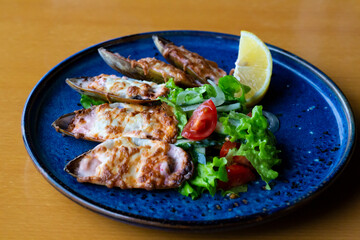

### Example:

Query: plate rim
xmin=22 ymin=30 xmax=356 ymax=230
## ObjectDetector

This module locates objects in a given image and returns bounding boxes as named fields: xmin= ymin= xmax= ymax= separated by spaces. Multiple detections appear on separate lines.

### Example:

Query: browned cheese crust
xmin=66 ymin=103 xmax=178 ymax=143
xmin=77 ymin=74 xmax=169 ymax=100
xmin=69 ymin=137 xmax=193 ymax=190
xmin=162 ymin=42 xmax=226 ymax=83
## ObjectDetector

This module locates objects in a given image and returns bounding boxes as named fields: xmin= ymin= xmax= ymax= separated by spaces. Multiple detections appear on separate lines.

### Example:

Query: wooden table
xmin=1 ymin=0 xmax=359 ymax=239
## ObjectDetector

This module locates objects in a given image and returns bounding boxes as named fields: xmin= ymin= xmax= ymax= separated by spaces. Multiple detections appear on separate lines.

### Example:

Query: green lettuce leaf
xmin=175 ymin=138 xmax=224 ymax=149
xmin=218 ymin=75 xmax=250 ymax=104
xmin=188 ymin=147 xmax=207 ymax=165
xmin=179 ymin=157 xmax=228 ymax=200
xmin=165 ymin=78 xmax=216 ymax=106
xmin=164 ymin=79 xmax=184 ymax=104
xmin=219 ymin=105 xmax=281 ymax=188
xmin=80 ymin=94 xmax=106 ymax=109
xmin=179 ymin=182 xmax=200 ymax=200
xmin=164 ymin=76 xmax=249 ymax=112
xmin=157 ymin=96 xmax=187 ymax=135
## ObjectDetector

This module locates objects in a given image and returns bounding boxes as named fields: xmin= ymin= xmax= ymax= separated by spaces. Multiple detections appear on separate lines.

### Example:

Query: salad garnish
xmin=78 ymin=74 xmax=281 ymax=199
xmin=72 ymin=31 xmax=281 ymax=199
xmin=156 ymin=75 xmax=281 ymax=198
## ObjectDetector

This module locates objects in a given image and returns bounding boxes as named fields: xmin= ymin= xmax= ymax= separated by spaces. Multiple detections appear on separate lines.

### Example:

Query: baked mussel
xmin=52 ymin=102 xmax=178 ymax=143
xmin=66 ymin=74 xmax=169 ymax=104
xmin=153 ymin=35 xmax=226 ymax=83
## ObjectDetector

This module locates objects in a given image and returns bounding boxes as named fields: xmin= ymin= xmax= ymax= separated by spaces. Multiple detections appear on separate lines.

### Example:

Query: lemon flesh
xmin=233 ymin=31 xmax=272 ymax=106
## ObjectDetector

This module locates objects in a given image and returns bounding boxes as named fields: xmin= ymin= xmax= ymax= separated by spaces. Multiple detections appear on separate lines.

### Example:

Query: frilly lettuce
xmin=164 ymin=76 xmax=249 ymax=109
xmin=165 ymin=79 xmax=216 ymax=106
xmin=179 ymin=157 xmax=228 ymax=200
xmin=80 ymin=94 xmax=106 ymax=109
xmin=218 ymin=75 xmax=250 ymax=104
xmin=219 ymin=105 xmax=281 ymax=188
xmin=157 ymin=96 xmax=188 ymax=134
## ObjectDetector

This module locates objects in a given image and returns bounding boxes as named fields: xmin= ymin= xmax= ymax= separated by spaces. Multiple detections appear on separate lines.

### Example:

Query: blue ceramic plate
xmin=22 ymin=31 xmax=355 ymax=230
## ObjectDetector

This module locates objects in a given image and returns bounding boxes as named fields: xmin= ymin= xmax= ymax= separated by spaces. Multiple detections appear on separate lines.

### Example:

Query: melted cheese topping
xmin=73 ymin=74 xmax=168 ymax=100
xmin=137 ymin=57 xmax=200 ymax=87
xmin=67 ymin=103 xmax=178 ymax=143
xmin=75 ymin=137 xmax=192 ymax=190
xmin=162 ymin=44 xmax=226 ymax=82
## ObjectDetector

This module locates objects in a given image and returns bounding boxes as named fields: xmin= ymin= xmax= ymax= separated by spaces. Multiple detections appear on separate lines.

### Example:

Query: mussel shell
xmin=152 ymin=35 xmax=172 ymax=54
xmin=64 ymin=151 xmax=86 ymax=178
xmin=51 ymin=111 xmax=103 ymax=142
xmin=51 ymin=112 xmax=75 ymax=138
xmin=98 ymin=48 xmax=152 ymax=81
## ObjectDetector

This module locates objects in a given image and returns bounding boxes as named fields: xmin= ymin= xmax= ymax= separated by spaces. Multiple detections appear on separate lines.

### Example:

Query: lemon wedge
xmin=233 ymin=31 xmax=272 ymax=106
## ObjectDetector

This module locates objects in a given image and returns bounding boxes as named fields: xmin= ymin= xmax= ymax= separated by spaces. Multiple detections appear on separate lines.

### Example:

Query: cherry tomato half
xmin=220 ymin=141 xmax=254 ymax=169
xmin=181 ymin=99 xmax=217 ymax=141
xmin=217 ymin=165 xmax=256 ymax=190
xmin=220 ymin=141 xmax=240 ymax=158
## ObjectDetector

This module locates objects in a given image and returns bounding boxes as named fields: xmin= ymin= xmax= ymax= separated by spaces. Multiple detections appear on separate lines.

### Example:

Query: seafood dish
xmin=52 ymin=35 xmax=281 ymax=199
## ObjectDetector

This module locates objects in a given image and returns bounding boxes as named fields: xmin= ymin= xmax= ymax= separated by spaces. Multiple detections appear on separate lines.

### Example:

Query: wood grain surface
xmin=1 ymin=0 xmax=359 ymax=239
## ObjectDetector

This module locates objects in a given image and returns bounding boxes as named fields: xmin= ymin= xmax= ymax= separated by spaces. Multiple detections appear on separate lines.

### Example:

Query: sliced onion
xmin=263 ymin=110 xmax=280 ymax=133
xmin=215 ymin=121 xmax=225 ymax=134
xmin=181 ymin=81 xmax=225 ymax=111
xmin=208 ymin=80 xmax=225 ymax=106
xmin=194 ymin=147 xmax=206 ymax=165
xmin=216 ymin=103 xmax=241 ymax=112
xmin=228 ymin=118 xmax=242 ymax=127
xmin=195 ymin=147 xmax=206 ymax=154
xmin=215 ymin=118 xmax=243 ymax=130
xmin=181 ymin=103 xmax=201 ymax=112
xmin=174 ymin=139 xmax=193 ymax=146
xmin=176 ymin=91 xmax=202 ymax=106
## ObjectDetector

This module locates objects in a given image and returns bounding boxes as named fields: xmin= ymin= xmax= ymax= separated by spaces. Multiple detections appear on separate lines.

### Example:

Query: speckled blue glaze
xmin=22 ymin=31 xmax=355 ymax=230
